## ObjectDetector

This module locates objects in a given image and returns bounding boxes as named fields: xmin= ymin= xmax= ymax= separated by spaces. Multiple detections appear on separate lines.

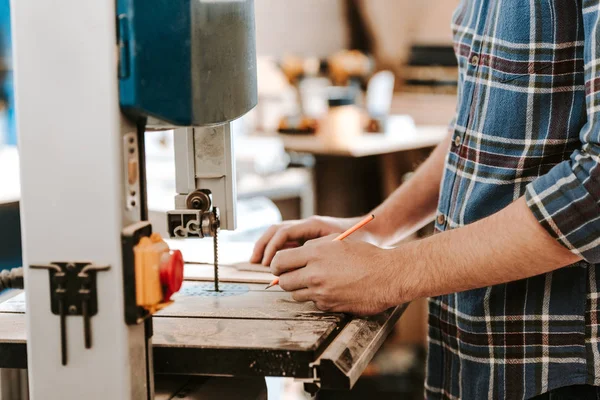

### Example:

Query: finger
xmin=291 ymin=288 xmax=314 ymax=303
xmin=282 ymin=241 xmax=301 ymax=250
xmin=250 ymin=225 xmax=280 ymax=263
xmin=278 ymin=268 xmax=313 ymax=292
xmin=262 ymin=223 xmax=322 ymax=266
xmin=314 ymin=301 xmax=332 ymax=312
xmin=270 ymin=246 xmax=312 ymax=276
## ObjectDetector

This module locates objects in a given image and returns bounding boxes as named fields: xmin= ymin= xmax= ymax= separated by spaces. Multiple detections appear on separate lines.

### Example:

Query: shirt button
xmin=454 ymin=135 xmax=462 ymax=146
xmin=437 ymin=214 xmax=446 ymax=226
xmin=470 ymin=54 xmax=479 ymax=67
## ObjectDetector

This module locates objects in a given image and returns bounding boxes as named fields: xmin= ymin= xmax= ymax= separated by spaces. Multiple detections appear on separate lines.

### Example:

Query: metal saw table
xmin=0 ymin=274 xmax=405 ymax=391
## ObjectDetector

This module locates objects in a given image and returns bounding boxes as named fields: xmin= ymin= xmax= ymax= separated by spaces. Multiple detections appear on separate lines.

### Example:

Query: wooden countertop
xmin=278 ymin=93 xmax=456 ymax=157
xmin=280 ymin=125 xmax=448 ymax=157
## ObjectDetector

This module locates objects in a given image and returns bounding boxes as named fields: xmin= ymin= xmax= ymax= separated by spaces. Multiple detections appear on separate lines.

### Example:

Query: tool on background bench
xmin=265 ymin=214 xmax=376 ymax=290
xmin=0 ymin=267 xmax=24 ymax=291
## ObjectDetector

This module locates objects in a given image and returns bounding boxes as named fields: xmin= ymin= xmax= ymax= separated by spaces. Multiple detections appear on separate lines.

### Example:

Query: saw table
xmin=0 ymin=270 xmax=405 ymax=391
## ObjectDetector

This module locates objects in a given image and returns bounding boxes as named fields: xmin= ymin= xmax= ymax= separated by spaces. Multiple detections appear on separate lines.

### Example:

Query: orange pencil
xmin=265 ymin=214 xmax=375 ymax=289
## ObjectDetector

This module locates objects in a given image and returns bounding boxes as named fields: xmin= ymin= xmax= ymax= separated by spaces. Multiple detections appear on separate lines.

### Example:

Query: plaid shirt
xmin=427 ymin=1 xmax=600 ymax=399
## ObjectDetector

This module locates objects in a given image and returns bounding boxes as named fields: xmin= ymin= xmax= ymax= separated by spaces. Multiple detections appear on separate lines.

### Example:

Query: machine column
xmin=11 ymin=0 xmax=149 ymax=398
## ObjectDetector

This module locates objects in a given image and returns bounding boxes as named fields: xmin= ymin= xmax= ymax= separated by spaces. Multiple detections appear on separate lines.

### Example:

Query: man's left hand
xmin=270 ymin=235 xmax=407 ymax=316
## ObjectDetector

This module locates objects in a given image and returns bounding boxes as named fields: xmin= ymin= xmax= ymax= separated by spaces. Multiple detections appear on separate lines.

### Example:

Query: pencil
xmin=265 ymin=214 xmax=375 ymax=289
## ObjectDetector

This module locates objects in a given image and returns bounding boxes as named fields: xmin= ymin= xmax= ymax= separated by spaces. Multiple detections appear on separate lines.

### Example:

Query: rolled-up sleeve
xmin=525 ymin=3 xmax=600 ymax=263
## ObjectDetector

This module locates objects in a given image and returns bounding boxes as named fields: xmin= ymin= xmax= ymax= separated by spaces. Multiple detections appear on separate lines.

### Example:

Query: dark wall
xmin=0 ymin=202 xmax=21 ymax=270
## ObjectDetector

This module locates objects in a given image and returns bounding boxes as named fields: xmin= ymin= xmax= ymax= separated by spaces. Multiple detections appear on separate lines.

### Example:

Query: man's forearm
xmin=366 ymin=132 xmax=451 ymax=247
xmin=390 ymin=197 xmax=582 ymax=304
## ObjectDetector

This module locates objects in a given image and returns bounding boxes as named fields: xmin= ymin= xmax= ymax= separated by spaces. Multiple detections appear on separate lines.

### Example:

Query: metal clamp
xmin=297 ymin=363 xmax=321 ymax=395
xmin=31 ymin=262 xmax=110 ymax=365
xmin=167 ymin=209 xmax=220 ymax=239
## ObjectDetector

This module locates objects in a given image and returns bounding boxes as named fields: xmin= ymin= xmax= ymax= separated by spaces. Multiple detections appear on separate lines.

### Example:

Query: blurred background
xmin=0 ymin=1 xmax=459 ymax=398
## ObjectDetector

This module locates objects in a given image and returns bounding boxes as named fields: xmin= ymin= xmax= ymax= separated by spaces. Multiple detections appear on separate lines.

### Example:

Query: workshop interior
xmin=0 ymin=1 xmax=459 ymax=399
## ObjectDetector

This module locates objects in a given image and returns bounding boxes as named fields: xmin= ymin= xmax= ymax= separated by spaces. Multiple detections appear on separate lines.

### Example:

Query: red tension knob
xmin=160 ymin=250 xmax=184 ymax=301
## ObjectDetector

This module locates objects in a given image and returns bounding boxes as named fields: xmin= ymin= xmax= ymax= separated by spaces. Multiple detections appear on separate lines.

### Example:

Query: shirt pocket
xmin=486 ymin=1 xmax=583 ymax=86
xmin=494 ymin=59 xmax=552 ymax=84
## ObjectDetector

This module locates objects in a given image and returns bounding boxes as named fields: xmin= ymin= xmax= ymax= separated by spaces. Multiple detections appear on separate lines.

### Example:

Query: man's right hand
xmin=250 ymin=216 xmax=360 ymax=266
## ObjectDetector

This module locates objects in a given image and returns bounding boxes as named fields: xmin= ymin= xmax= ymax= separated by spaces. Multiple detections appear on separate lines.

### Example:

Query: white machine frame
xmin=11 ymin=1 xmax=150 ymax=398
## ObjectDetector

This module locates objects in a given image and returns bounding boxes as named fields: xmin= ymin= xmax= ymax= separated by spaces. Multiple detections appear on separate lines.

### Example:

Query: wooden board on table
xmin=232 ymin=262 xmax=272 ymax=273
xmin=167 ymin=239 xmax=255 ymax=266
xmin=186 ymin=261 xmax=271 ymax=274
xmin=184 ymin=264 xmax=274 ymax=284
xmin=169 ymin=237 xmax=274 ymax=284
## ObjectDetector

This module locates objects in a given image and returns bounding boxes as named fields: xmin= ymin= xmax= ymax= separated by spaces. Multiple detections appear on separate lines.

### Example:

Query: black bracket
xmin=30 ymin=262 xmax=110 ymax=366
xmin=121 ymin=221 xmax=153 ymax=325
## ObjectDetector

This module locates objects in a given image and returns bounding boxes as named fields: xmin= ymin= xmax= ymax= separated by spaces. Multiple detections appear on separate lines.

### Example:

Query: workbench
xmin=0 ymin=267 xmax=405 ymax=391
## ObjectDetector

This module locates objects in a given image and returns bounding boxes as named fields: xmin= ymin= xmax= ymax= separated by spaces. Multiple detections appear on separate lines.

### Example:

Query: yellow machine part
xmin=134 ymin=233 xmax=169 ymax=312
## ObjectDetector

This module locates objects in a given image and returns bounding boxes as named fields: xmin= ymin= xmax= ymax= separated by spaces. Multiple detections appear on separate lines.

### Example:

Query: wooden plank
xmin=152 ymin=317 xmax=342 ymax=377
xmin=153 ymin=317 xmax=337 ymax=352
xmin=279 ymin=125 xmax=446 ymax=157
xmin=232 ymin=262 xmax=272 ymax=273
xmin=165 ymin=239 xmax=275 ymax=283
xmin=184 ymin=264 xmax=274 ymax=284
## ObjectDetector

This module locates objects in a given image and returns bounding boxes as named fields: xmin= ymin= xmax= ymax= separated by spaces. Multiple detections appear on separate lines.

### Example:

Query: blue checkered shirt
xmin=427 ymin=1 xmax=600 ymax=399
